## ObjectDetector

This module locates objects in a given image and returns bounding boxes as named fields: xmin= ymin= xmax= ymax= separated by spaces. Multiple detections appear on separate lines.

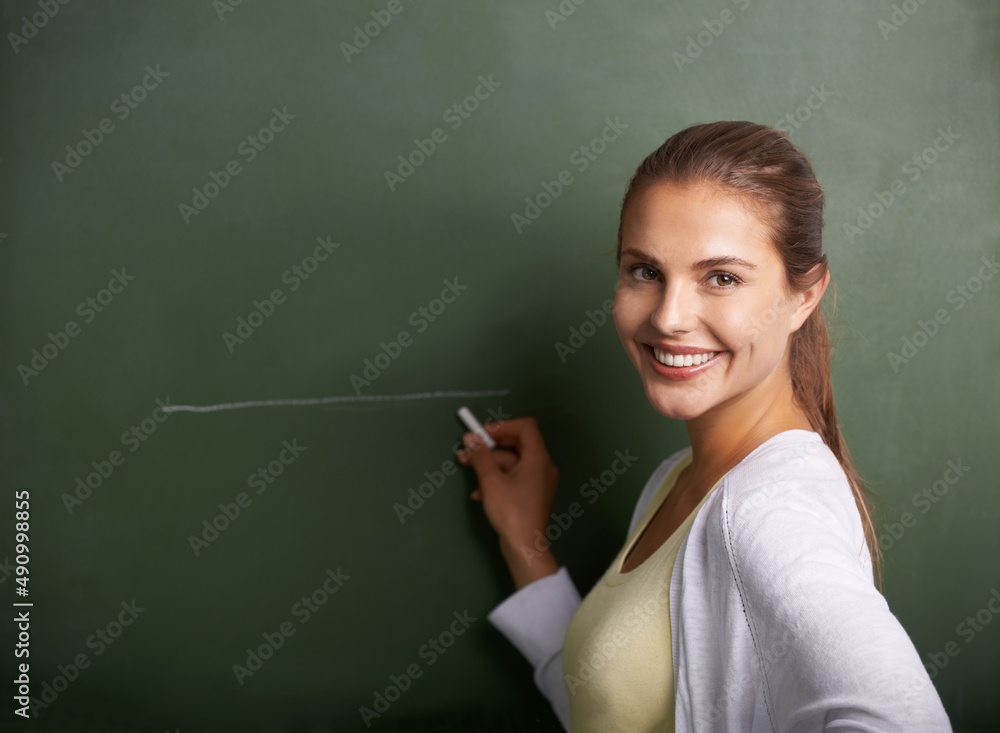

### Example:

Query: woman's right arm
xmin=457 ymin=416 xmax=574 ymax=730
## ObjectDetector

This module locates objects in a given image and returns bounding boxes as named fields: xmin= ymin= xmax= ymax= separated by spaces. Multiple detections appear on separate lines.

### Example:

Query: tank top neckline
xmin=607 ymin=452 xmax=705 ymax=584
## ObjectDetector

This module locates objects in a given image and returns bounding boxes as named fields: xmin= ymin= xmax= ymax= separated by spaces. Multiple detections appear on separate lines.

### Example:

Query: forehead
xmin=621 ymin=182 xmax=777 ymax=265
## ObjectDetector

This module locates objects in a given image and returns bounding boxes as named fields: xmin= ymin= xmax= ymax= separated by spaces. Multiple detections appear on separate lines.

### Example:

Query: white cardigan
xmin=487 ymin=430 xmax=952 ymax=731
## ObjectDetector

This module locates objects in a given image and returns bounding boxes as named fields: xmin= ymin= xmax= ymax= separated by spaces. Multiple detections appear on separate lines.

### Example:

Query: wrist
xmin=499 ymin=535 xmax=559 ymax=590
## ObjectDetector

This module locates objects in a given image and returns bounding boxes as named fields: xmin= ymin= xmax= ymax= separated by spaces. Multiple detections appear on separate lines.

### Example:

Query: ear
xmin=789 ymin=265 xmax=830 ymax=332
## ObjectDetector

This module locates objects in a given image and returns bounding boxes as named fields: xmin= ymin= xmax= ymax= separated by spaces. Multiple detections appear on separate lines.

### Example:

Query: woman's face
xmin=613 ymin=181 xmax=812 ymax=423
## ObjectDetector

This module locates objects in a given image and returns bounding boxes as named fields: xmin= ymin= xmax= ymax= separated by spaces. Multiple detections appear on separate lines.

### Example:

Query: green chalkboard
xmin=2 ymin=1 xmax=997 ymax=731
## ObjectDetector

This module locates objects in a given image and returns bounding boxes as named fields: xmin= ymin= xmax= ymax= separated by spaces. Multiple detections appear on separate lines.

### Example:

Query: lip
xmin=642 ymin=344 xmax=725 ymax=381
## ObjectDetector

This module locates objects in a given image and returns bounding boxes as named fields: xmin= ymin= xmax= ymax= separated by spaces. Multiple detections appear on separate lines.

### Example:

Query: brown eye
xmin=708 ymin=271 xmax=742 ymax=288
xmin=630 ymin=265 xmax=657 ymax=281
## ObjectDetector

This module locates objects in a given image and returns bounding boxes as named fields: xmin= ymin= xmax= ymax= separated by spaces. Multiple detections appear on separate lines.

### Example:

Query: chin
xmin=643 ymin=386 xmax=709 ymax=422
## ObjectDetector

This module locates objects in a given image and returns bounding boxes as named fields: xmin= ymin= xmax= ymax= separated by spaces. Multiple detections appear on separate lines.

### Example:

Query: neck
xmin=683 ymin=361 xmax=814 ymax=481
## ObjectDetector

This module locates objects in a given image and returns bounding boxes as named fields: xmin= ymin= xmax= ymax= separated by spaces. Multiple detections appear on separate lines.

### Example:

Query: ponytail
xmin=791 ymin=303 xmax=883 ymax=590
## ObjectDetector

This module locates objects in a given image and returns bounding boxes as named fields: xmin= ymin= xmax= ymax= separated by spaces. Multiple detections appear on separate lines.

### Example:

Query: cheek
xmin=730 ymin=301 xmax=795 ymax=364
xmin=710 ymin=297 xmax=793 ymax=358
xmin=612 ymin=291 xmax=638 ymax=340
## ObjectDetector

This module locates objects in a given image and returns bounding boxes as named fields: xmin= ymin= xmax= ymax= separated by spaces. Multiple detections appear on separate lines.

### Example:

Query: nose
xmin=651 ymin=280 xmax=698 ymax=335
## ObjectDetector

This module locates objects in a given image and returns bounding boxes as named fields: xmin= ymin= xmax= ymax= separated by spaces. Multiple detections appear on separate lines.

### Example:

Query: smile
xmin=652 ymin=348 xmax=718 ymax=367
xmin=643 ymin=345 xmax=725 ymax=381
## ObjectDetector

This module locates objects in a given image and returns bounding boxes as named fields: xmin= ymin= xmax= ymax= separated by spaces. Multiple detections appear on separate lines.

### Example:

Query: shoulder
xmin=722 ymin=430 xmax=861 ymax=536
xmin=708 ymin=429 xmax=872 ymax=586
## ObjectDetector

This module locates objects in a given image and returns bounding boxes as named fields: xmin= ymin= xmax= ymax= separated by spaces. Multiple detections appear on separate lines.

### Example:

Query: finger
xmin=478 ymin=415 xmax=528 ymax=441
xmin=457 ymin=435 xmax=487 ymax=461
xmin=492 ymin=448 xmax=519 ymax=473
xmin=464 ymin=433 xmax=502 ymax=480
xmin=478 ymin=416 xmax=545 ymax=454
xmin=483 ymin=419 xmax=511 ymax=439
xmin=484 ymin=431 xmax=519 ymax=450
xmin=458 ymin=441 xmax=516 ymax=473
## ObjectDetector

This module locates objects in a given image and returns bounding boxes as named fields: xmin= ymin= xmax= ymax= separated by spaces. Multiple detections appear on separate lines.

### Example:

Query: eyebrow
xmin=620 ymin=247 xmax=758 ymax=271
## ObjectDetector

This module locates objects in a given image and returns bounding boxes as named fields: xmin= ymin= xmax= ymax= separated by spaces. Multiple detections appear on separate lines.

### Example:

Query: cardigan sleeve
xmin=487 ymin=566 xmax=580 ymax=731
xmin=720 ymin=456 xmax=952 ymax=731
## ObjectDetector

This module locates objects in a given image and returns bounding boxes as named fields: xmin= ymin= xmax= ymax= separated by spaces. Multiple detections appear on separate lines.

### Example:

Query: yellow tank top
xmin=562 ymin=453 xmax=718 ymax=732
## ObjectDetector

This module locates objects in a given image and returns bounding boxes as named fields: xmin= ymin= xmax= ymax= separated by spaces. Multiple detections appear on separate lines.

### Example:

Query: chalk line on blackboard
xmin=161 ymin=389 xmax=511 ymax=414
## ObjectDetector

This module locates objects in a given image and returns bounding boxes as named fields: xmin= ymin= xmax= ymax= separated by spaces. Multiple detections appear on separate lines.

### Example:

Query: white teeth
xmin=652 ymin=348 xmax=718 ymax=368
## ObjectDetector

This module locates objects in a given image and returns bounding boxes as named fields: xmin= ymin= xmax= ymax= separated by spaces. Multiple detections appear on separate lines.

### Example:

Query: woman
xmin=456 ymin=122 xmax=951 ymax=731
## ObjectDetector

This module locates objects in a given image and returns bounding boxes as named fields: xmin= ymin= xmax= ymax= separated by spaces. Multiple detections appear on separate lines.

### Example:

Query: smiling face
xmin=614 ymin=181 xmax=814 ymax=424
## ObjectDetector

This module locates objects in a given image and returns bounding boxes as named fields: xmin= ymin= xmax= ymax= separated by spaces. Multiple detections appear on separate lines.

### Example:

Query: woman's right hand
xmin=456 ymin=416 xmax=561 ymax=588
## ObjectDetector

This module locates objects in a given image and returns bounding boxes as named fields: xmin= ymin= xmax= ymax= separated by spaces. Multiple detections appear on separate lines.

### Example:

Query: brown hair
xmin=615 ymin=120 xmax=882 ymax=590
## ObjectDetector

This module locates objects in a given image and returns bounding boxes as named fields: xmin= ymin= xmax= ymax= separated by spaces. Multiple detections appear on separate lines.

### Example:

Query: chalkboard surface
xmin=2 ymin=1 xmax=997 ymax=731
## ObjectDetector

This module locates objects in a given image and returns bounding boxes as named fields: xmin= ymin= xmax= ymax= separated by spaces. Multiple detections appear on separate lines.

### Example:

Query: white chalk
xmin=457 ymin=405 xmax=497 ymax=449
